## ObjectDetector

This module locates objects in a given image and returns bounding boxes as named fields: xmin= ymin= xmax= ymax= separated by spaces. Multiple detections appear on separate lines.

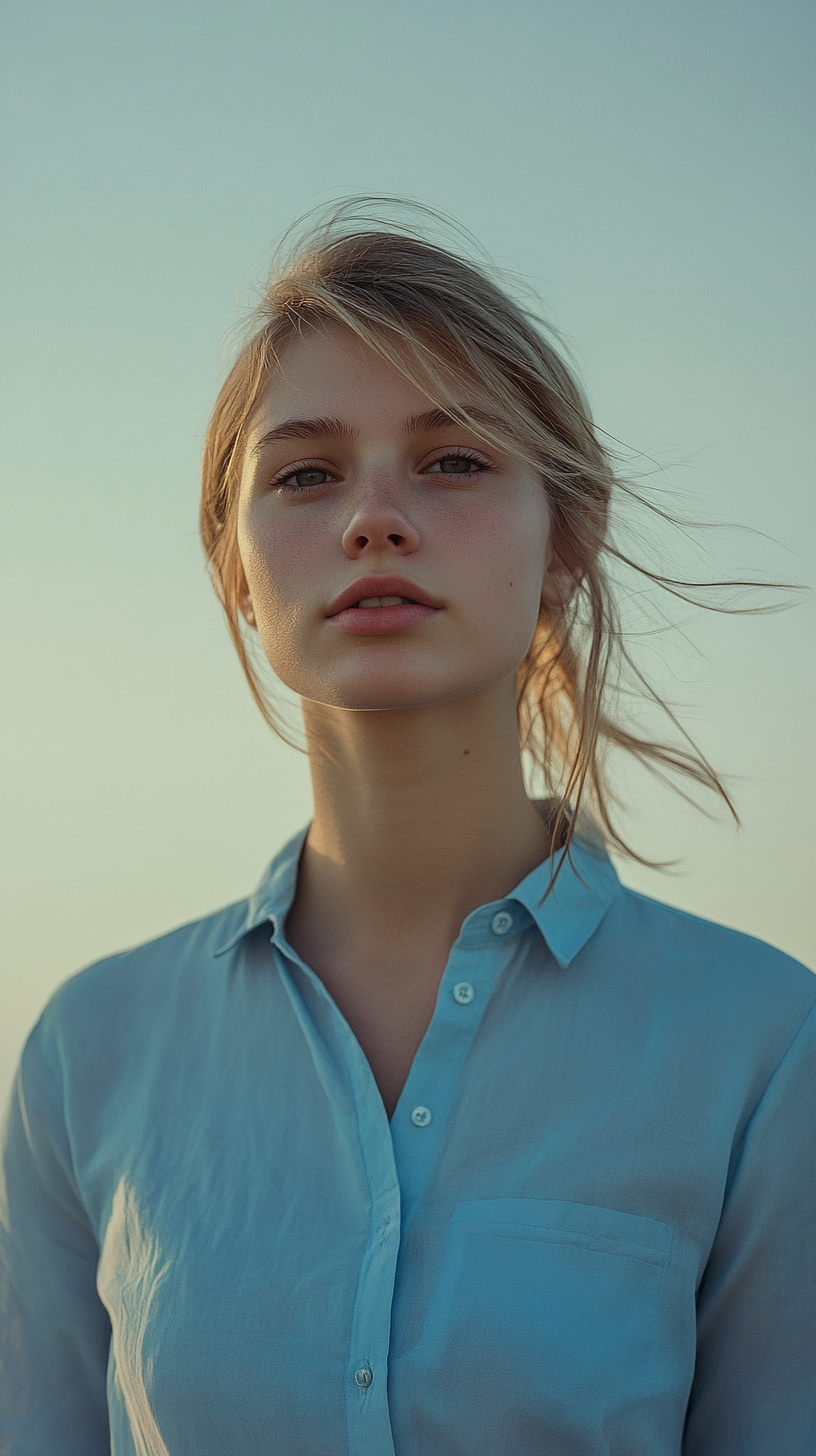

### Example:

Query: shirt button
xmin=354 ymin=1365 xmax=373 ymax=1388
xmin=491 ymin=910 xmax=514 ymax=936
xmin=411 ymin=1105 xmax=432 ymax=1127
xmin=453 ymin=981 xmax=475 ymax=1004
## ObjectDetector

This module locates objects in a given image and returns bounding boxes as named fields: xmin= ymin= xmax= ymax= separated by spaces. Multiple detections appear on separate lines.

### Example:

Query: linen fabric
xmin=1 ymin=827 xmax=814 ymax=1455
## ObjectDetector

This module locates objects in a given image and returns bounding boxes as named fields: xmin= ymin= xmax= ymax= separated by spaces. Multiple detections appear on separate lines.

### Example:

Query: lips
xmin=326 ymin=575 xmax=442 ymax=617
xmin=326 ymin=575 xmax=442 ymax=636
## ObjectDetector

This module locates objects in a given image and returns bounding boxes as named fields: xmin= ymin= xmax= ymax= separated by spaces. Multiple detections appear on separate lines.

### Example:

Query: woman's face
xmin=237 ymin=324 xmax=554 ymax=712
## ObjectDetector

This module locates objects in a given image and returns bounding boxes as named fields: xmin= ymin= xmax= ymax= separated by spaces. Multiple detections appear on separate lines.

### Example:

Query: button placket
xmin=452 ymin=981 xmax=475 ymax=1004
xmin=388 ymin=917 xmax=520 ymax=1226
xmin=410 ymin=1105 xmax=432 ymax=1127
xmin=271 ymin=945 xmax=400 ymax=1456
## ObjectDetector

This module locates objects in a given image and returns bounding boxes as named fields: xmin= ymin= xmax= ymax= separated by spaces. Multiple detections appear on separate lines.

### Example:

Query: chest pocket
xmin=391 ymin=1199 xmax=685 ymax=1455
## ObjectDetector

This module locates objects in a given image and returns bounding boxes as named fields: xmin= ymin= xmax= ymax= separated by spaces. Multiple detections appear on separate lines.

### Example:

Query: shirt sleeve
xmin=0 ymin=1020 xmax=111 ymax=1453
xmin=683 ymin=997 xmax=816 ymax=1455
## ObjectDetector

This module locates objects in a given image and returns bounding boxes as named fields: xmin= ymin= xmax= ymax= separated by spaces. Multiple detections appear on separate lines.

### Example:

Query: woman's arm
xmin=684 ymin=999 xmax=816 ymax=1454
xmin=0 ymin=1022 xmax=111 ymax=1452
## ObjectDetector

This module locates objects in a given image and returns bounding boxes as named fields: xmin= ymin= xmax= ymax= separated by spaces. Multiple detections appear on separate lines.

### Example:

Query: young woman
xmin=1 ymin=207 xmax=814 ymax=1455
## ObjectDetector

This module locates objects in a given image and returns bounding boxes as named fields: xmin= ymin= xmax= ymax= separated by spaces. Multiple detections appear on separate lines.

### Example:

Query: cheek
xmin=238 ymin=503 xmax=309 ymax=622
xmin=236 ymin=514 xmax=308 ymax=688
xmin=236 ymin=500 xmax=345 ymax=697
xmin=449 ymin=501 xmax=549 ymax=647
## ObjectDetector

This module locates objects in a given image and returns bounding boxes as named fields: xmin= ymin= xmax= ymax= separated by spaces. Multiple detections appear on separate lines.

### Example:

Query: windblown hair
xmin=201 ymin=200 xmax=740 ymax=864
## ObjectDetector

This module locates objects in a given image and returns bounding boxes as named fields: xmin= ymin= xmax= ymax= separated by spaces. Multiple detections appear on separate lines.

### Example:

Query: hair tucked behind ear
xmin=201 ymin=198 xmax=754 ymax=868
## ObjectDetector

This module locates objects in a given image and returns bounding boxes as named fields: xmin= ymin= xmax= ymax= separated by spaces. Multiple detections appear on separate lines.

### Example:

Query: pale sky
xmin=2 ymin=0 xmax=814 ymax=1099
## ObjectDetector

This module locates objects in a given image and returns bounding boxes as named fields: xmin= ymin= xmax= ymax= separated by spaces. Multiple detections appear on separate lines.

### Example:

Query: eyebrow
xmin=250 ymin=416 xmax=356 ymax=454
xmin=250 ymin=405 xmax=512 ymax=456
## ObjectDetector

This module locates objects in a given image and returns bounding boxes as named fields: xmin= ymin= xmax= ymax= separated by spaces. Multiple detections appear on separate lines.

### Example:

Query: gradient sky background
xmin=2 ymin=0 xmax=814 ymax=1099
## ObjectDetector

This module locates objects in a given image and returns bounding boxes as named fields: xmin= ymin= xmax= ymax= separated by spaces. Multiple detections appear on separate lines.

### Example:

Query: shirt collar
xmin=507 ymin=833 xmax=622 ymax=967
xmin=213 ymin=825 xmax=310 ymax=957
xmin=213 ymin=820 xmax=621 ymax=969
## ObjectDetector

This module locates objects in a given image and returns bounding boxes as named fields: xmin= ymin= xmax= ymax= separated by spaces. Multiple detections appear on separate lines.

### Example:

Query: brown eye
xmin=439 ymin=457 xmax=475 ymax=474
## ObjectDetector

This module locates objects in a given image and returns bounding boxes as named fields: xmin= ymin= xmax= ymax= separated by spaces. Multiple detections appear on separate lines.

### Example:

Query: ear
xmin=236 ymin=575 xmax=257 ymax=629
xmin=541 ymin=555 xmax=581 ymax=610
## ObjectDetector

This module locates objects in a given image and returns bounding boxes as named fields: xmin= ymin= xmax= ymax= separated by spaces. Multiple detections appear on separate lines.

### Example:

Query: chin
xmin=303 ymin=663 xmax=485 ymax=714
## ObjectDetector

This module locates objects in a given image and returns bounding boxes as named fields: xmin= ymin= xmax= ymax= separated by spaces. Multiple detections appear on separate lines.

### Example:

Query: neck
xmin=296 ymin=676 xmax=552 ymax=949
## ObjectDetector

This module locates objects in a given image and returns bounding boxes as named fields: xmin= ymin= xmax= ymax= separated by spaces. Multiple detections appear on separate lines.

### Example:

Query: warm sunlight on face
xmin=237 ymin=325 xmax=552 ymax=712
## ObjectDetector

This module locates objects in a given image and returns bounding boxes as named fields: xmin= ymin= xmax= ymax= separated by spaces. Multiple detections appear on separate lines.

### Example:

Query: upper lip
xmin=326 ymin=575 xmax=443 ymax=616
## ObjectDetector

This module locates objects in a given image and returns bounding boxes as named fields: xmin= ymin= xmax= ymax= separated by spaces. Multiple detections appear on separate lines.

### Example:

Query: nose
xmin=341 ymin=477 xmax=420 ymax=559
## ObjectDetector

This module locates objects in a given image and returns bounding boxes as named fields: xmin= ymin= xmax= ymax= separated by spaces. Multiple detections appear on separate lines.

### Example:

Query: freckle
xmin=464 ymin=749 xmax=470 ymax=755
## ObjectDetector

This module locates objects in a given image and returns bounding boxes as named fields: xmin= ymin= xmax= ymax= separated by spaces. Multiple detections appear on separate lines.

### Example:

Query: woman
xmin=1 ymin=205 xmax=814 ymax=1455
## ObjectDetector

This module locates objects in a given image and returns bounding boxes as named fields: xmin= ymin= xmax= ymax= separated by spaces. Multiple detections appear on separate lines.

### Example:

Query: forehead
xmin=247 ymin=323 xmax=486 ymax=443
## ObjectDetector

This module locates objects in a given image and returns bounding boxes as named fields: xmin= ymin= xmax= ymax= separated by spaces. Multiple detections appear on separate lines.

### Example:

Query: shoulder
xmin=603 ymin=881 xmax=816 ymax=1045
xmin=614 ymin=883 xmax=812 ymax=981
xmin=27 ymin=896 xmax=253 ymax=1079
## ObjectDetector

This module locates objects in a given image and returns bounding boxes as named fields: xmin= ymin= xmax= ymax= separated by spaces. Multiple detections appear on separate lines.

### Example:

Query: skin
xmin=238 ymin=324 xmax=573 ymax=1116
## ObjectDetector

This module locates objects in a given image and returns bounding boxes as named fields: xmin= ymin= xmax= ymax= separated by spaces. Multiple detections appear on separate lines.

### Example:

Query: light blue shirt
xmin=2 ymin=827 xmax=815 ymax=1455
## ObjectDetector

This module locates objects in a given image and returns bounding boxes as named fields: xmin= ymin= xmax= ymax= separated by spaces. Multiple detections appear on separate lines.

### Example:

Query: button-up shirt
xmin=1 ymin=828 xmax=815 ymax=1454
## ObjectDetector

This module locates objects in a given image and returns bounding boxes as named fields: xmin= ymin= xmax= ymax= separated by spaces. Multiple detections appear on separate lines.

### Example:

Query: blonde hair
xmin=201 ymin=200 xmax=740 ymax=864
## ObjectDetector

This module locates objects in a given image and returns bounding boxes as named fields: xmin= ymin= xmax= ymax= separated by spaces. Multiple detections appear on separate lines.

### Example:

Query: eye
xmin=439 ymin=457 xmax=476 ymax=474
xmin=424 ymin=449 xmax=491 ymax=478
xmin=291 ymin=468 xmax=330 ymax=487
xmin=272 ymin=462 xmax=337 ymax=492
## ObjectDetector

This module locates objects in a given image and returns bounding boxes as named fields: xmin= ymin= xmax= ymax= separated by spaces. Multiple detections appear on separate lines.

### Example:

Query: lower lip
xmin=328 ymin=603 xmax=440 ymax=635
